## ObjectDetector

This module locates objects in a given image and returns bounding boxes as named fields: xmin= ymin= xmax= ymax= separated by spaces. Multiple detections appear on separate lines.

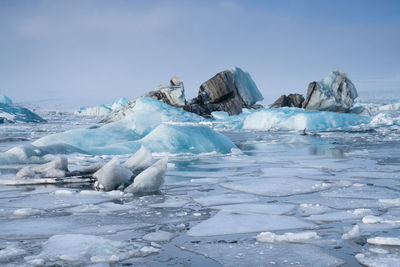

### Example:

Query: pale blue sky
xmin=1 ymin=0 xmax=399 ymax=109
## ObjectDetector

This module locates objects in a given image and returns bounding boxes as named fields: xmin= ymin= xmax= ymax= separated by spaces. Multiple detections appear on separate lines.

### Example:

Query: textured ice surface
xmin=30 ymin=98 xmax=235 ymax=156
xmin=229 ymin=66 xmax=263 ymax=106
xmin=307 ymin=208 xmax=373 ymax=223
xmin=356 ymin=251 xmax=400 ymax=267
xmin=93 ymin=157 xmax=132 ymax=191
xmin=256 ymin=231 xmax=320 ymax=243
xmin=187 ymin=211 xmax=314 ymax=236
xmin=75 ymin=97 xmax=129 ymax=116
xmin=242 ymin=108 xmax=370 ymax=131
xmin=142 ymin=230 xmax=176 ymax=242
xmin=211 ymin=203 xmax=295 ymax=215
xmin=0 ymin=103 xmax=46 ymax=123
xmin=182 ymin=241 xmax=345 ymax=267
xmin=221 ymin=177 xmax=332 ymax=197
xmin=368 ymin=237 xmax=400 ymax=246
xmin=25 ymin=234 xmax=137 ymax=264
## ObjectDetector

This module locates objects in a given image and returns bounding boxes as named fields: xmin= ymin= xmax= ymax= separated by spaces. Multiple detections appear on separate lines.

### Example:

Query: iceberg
xmin=74 ymin=97 xmax=129 ymax=117
xmin=241 ymin=108 xmax=371 ymax=131
xmin=302 ymin=71 xmax=358 ymax=112
xmin=0 ymin=94 xmax=13 ymax=105
xmin=0 ymin=98 xmax=234 ymax=162
xmin=0 ymin=100 xmax=46 ymax=124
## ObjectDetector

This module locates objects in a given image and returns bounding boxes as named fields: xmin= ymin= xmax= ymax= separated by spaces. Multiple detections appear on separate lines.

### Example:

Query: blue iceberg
xmin=0 ymin=97 xmax=46 ymax=123
xmin=29 ymin=98 xmax=234 ymax=156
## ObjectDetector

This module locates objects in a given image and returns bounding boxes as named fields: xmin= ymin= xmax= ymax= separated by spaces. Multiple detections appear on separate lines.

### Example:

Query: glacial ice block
xmin=124 ymin=157 xmax=168 ymax=194
xmin=32 ymin=98 xmax=235 ymax=156
xmin=241 ymin=108 xmax=371 ymax=131
xmin=0 ymin=103 xmax=46 ymax=123
xmin=230 ymin=67 xmax=264 ymax=106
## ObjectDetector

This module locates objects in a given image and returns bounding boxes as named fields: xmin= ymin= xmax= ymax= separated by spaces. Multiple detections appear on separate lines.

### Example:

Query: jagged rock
xmin=302 ymin=71 xmax=358 ymax=112
xmin=270 ymin=94 xmax=304 ymax=108
xmin=187 ymin=67 xmax=264 ymax=116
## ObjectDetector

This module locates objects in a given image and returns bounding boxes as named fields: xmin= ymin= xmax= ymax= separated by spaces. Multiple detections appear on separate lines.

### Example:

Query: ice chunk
xmin=221 ymin=177 xmax=331 ymax=197
xmin=187 ymin=211 xmax=314 ymax=236
xmin=16 ymin=166 xmax=36 ymax=178
xmin=16 ymin=156 xmax=68 ymax=178
xmin=368 ymin=237 xmax=400 ymax=246
xmin=0 ymin=94 xmax=13 ymax=105
xmin=122 ymin=145 xmax=152 ymax=170
xmin=75 ymin=98 xmax=129 ymax=116
xmin=242 ymin=108 xmax=370 ymax=131
xmin=124 ymin=157 xmax=167 ymax=194
xmin=110 ymin=97 xmax=129 ymax=110
xmin=229 ymin=66 xmax=263 ymax=106
xmin=256 ymin=231 xmax=320 ymax=243
xmin=356 ymin=252 xmax=400 ymax=267
xmin=0 ymin=102 xmax=46 ymax=123
xmin=140 ymin=124 xmax=236 ymax=154
xmin=142 ymin=230 xmax=176 ymax=242
xmin=342 ymin=225 xmax=360 ymax=240
xmin=299 ymin=203 xmax=332 ymax=216
xmin=13 ymin=208 xmax=41 ymax=217
xmin=75 ymin=104 xmax=112 ymax=116
xmin=0 ymin=245 xmax=26 ymax=262
xmin=307 ymin=209 xmax=373 ymax=223
xmin=93 ymin=157 xmax=132 ymax=191
xmin=25 ymin=234 xmax=134 ymax=264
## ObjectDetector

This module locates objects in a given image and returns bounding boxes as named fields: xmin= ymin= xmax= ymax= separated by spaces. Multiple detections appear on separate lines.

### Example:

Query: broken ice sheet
xmin=221 ymin=177 xmax=332 ymax=197
xmin=211 ymin=203 xmax=295 ymax=215
xmin=180 ymin=240 xmax=344 ymax=267
xmin=307 ymin=209 xmax=374 ymax=223
xmin=187 ymin=211 xmax=314 ymax=237
xmin=193 ymin=192 xmax=259 ymax=207
xmin=321 ymin=184 xmax=400 ymax=200
xmin=24 ymin=234 xmax=151 ymax=265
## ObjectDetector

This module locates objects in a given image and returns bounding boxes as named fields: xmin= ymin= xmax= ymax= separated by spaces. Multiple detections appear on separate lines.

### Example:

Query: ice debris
xmin=16 ymin=156 xmax=68 ymax=178
xmin=256 ymin=231 xmax=320 ymax=243
xmin=367 ymin=237 xmax=400 ymax=246
xmin=124 ymin=157 xmax=168 ymax=194
xmin=342 ymin=224 xmax=360 ymax=240
xmin=93 ymin=157 xmax=133 ymax=191
xmin=122 ymin=145 xmax=153 ymax=171
xmin=74 ymin=97 xmax=129 ymax=116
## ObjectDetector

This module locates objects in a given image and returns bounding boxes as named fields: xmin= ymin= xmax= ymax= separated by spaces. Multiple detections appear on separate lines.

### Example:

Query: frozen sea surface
xmin=0 ymin=95 xmax=400 ymax=266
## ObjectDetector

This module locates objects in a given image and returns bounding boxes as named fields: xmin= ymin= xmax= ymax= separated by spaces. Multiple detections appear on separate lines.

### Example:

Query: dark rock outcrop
xmin=270 ymin=94 xmax=304 ymax=108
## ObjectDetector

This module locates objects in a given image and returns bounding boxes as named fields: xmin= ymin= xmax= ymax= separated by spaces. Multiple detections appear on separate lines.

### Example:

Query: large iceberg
xmin=240 ymin=108 xmax=371 ymax=131
xmin=10 ymin=98 xmax=236 ymax=158
xmin=0 ymin=95 xmax=46 ymax=123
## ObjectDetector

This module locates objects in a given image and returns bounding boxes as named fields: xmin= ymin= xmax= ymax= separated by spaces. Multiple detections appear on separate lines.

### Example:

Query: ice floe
xmin=187 ymin=211 xmax=314 ymax=236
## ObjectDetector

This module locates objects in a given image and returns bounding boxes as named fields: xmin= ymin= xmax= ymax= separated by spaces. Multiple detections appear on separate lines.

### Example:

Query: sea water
xmin=0 ymin=93 xmax=399 ymax=266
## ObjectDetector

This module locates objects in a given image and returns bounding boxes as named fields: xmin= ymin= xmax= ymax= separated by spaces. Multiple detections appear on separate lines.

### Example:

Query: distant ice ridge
xmin=0 ymin=94 xmax=46 ymax=123
xmin=74 ymin=97 xmax=129 ymax=116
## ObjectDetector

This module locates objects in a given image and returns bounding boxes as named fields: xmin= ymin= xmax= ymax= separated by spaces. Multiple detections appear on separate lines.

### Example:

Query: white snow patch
xmin=368 ymin=237 xmax=400 ymax=246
